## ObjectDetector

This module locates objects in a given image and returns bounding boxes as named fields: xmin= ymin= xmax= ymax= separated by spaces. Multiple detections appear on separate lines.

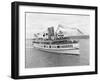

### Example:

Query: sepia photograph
xmin=25 ymin=12 xmax=90 ymax=68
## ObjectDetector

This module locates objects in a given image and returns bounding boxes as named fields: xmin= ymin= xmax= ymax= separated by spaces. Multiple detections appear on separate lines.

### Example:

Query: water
xmin=25 ymin=39 xmax=89 ymax=68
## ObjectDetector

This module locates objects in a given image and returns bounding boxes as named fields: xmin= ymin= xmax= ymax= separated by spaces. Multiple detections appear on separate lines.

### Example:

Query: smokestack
xmin=48 ymin=27 xmax=54 ymax=40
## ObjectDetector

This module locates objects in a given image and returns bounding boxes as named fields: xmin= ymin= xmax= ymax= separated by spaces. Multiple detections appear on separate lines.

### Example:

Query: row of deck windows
xmin=43 ymin=45 xmax=73 ymax=48
xmin=33 ymin=40 xmax=78 ymax=44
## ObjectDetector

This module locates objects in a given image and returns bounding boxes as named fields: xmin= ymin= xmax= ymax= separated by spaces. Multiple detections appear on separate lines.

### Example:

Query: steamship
xmin=32 ymin=24 xmax=81 ymax=54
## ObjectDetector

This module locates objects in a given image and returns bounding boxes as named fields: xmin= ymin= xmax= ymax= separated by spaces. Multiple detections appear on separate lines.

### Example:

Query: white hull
xmin=33 ymin=45 xmax=80 ymax=55
xmin=32 ymin=41 xmax=80 ymax=54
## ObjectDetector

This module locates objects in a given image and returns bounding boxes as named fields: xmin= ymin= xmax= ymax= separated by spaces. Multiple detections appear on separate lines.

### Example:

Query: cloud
xmin=26 ymin=13 xmax=90 ymax=39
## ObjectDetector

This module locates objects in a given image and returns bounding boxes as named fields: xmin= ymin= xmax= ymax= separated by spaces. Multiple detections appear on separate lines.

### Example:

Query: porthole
xmin=57 ymin=46 xmax=60 ymax=48
xmin=49 ymin=46 xmax=51 ymax=48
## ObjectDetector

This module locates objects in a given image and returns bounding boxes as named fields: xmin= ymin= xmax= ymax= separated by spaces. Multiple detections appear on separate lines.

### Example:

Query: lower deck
xmin=33 ymin=43 xmax=79 ymax=50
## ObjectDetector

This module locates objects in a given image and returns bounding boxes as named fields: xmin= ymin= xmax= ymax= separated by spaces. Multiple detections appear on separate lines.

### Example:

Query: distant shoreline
xmin=26 ymin=35 xmax=89 ymax=40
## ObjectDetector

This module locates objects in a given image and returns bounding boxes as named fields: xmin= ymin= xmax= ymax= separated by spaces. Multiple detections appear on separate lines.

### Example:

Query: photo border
xmin=11 ymin=1 xmax=98 ymax=79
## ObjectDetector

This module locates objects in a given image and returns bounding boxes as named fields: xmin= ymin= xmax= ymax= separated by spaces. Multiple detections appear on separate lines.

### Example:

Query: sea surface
xmin=25 ymin=39 xmax=89 ymax=68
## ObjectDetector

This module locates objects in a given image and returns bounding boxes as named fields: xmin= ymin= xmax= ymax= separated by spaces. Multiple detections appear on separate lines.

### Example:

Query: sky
xmin=25 ymin=12 xmax=90 ymax=39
